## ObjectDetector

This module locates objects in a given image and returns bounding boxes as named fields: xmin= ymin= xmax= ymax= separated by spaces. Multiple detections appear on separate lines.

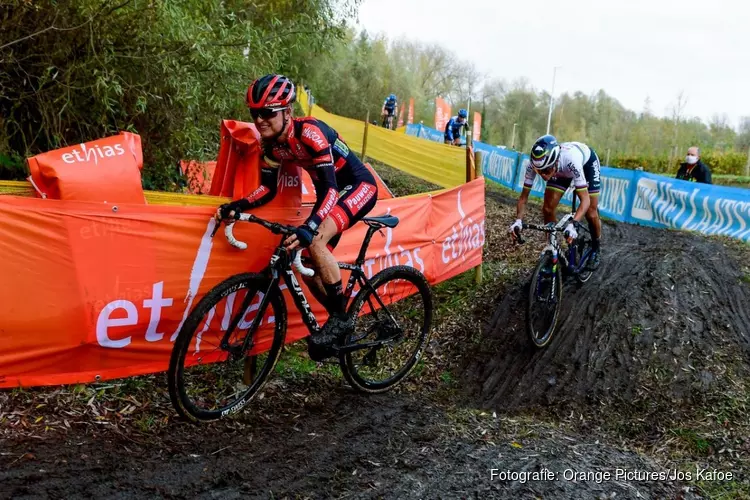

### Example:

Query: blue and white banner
xmin=630 ymin=172 xmax=750 ymax=242
xmin=595 ymin=167 xmax=638 ymax=223
xmin=405 ymin=124 xmax=443 ymax=143
xmin=473 ymin=141 xmax=519 ymax=190
xmin=408 ymin=128 xmax=750 ymax=242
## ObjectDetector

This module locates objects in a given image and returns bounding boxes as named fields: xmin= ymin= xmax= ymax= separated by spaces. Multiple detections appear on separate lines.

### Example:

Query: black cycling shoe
xmin=587 ymin=250 xmax=601 ymax=270
xmin=307 ymin=313 xmax=355 ymax=362
xmin=309 ymin=313 xmax=354 ymax=347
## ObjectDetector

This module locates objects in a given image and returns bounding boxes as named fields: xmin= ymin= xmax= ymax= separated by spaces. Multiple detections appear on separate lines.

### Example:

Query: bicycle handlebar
xmin=513 ymin=218 xmax=578 ymax=246
xmin=214 ymin=213 xmax=316 ymax=277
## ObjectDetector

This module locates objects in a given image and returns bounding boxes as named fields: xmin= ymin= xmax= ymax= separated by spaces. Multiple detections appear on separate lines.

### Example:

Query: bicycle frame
xmin=521 ymin=192 xmax=592 ymax=278
xmin=218 ymin=220 xmax=396 ymax=357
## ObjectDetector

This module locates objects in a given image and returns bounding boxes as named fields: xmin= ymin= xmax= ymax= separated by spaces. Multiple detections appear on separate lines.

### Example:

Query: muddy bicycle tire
xmin=340 ymin=266 xmax=433 ymax=393
xmin=526 ymin=253 xmax=563 ymax=348
xmin=575 ymin=234 xmax=594 ymax=284
xmin=168 ymin=273 xmax=287 ymax=422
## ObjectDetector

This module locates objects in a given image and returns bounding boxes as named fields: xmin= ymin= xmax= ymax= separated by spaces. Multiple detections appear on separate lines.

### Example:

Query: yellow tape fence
xmin=299 ymin=89 xmax=466 ymax=188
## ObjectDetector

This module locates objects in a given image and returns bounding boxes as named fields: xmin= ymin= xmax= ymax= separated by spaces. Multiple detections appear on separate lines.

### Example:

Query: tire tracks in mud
xmin=464 ymin=203 xmax=750 ymax=414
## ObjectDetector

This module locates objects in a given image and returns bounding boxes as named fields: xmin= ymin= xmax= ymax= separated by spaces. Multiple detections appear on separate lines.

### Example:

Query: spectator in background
xmin=676 ymin=147 xmax=712 ymax=184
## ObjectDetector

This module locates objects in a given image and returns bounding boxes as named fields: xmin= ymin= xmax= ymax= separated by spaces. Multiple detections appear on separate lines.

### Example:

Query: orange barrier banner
xmin=197 ymin=119 xmax=393 ymax=203
xmin=473 ymin=112 xmax=482 ymax=142
xmin=434 ymin=97 xmax=451 ymax=133
xmin=26 ymin=132 xmax=145 ymax=204
xmin=0 ymin=178 xmax=485 ymax=388
xmin=209 ymin=120 xmax=262 ymax=199
xmin=408 ymin=98 xmax=415 ymax=125
xmin=180 ymin=160 xmax=217 ymax=195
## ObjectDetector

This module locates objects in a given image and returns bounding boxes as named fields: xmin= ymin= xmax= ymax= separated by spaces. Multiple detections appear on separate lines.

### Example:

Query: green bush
xmin=0 ymin=0 xmax=360 ymax=190
xmin=610 ymin=151 xmax=748 ymax=176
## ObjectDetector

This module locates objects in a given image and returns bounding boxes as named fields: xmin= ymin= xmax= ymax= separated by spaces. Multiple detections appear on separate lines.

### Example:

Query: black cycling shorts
xmin=325 ymin=180 xmax=378 ymax=250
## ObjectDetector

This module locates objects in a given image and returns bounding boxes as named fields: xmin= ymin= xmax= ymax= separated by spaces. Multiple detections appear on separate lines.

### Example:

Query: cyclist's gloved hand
xmin=218 ymin=198 xmax=251 ymax=219
xmin=294 ymin=224 xmax=316 ymax=248
xmin=509 ymin=219 xmax=523 ymax=234
xmin=564 ymin=223 xmax=577 ymax=241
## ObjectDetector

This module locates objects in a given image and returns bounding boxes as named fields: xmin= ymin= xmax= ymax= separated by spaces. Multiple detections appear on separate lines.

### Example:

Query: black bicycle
xmin=381 ymin=113 xmax=394 ymax=130
xmin=514 ymin=196 xmax=595 ymax=348
xmin=168 ymin=212 xmax=433 ymax=422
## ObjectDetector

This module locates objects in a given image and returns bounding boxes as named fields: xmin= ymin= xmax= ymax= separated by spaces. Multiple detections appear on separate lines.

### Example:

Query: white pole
xmin=546 ymin=66 xmax=560 ymax=135
xmin=511 ymin=122 xmax=517 ymax=150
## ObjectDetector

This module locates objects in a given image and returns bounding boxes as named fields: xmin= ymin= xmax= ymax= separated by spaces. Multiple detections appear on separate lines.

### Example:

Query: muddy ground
xmin=2 ymin=182 xmax=750 ymax=499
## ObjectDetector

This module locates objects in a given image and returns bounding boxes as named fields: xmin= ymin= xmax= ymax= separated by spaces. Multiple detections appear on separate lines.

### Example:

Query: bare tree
xmin=670 ymin=90 xmax=688 ymax=160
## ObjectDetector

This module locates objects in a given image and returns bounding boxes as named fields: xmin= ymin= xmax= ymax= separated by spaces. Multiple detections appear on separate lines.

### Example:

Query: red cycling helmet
xmin=246 ymin=74 xmax=296 ymax=110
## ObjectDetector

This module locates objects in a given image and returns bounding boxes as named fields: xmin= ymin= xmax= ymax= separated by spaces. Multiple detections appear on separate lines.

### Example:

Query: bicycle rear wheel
xmin=340 ymin=266 xmax=433 ymax=392
xmin=526 ymin=252 xmax=563 ymax=348
xmin=168 ymin=273 xmax=286 ymax=422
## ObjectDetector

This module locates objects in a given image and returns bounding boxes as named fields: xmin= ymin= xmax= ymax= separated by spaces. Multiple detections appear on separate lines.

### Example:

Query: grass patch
xmin=712 ymin=174 xmax=750 ymax=188
xmin=694 ymin=479 xmax=750 ymax=500
xmin=274 ymin=344 xmax=339 ymax=378
xmin=439 ymin=371 xmax=455 ymax=385
xmin=365 ymin=157 xmax=442 ymax=197
xmin=671 ymin=428 xmax=713 ymax=455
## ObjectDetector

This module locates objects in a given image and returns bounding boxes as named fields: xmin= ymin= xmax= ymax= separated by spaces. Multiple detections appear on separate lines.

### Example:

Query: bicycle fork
xmin=537 ymin=247 xmax=560 ymax=304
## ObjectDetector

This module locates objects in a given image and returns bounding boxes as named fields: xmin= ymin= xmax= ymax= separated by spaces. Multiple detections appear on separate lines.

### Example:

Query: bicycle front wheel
xmin=526 ymin=253 xmax=563 ymax=348
xmin=575 ymin=235 xmax=594 ymax=284
xmin=168 ymin=273 xmax=287 ymax=422
xmin=340 ymin=266 xmax=433 ymax=393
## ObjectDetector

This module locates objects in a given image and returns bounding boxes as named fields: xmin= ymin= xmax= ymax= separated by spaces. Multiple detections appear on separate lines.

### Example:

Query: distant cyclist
xmin=381 ymin=93 xmax=398 ymax=129
xmin=444 ymin=109 xmax=469 ymax=146
xmin=509 ymin=134 xmax=602 ymax=270
xmin=216 ymin=74 xmax=379 ymax=347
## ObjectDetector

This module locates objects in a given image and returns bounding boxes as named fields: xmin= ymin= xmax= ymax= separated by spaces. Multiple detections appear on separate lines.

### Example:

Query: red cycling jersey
xmin=241 ymin=117 xmax=377 ymax=233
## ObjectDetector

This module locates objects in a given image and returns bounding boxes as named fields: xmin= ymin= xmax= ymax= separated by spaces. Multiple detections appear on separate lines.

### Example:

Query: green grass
xmin=274 ymin=344 xmax=339 ymax=377
xmin=650 ymin=172 xmax=750 ymax=188
xmin=365 ymin=157 xmax=442 ymax=196
xmin=694 ymin=480 xmax=750 ymax=500
xmin=439 ymin=371 xmax=455 ymax=385
xmin=433 ymin=270 xmax=476 ymax=315
xmin=671 ymin=428 xmax=713 ymax=455
xmin=712 ymin=174 xmax=750 ymax=188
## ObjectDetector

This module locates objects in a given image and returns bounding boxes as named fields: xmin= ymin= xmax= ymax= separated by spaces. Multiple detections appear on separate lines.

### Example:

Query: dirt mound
xmin=463 ymin=217 xmax=750 ymax=414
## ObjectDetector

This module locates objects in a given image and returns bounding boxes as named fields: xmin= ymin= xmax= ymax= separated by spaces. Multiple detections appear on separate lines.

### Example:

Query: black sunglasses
xmin=250 ymin=107 xmax=286 ymax=121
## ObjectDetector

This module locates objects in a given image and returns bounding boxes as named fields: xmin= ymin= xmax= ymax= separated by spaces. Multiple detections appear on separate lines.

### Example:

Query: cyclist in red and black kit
xmin=215 ymin=74 xmax=378 ymax=347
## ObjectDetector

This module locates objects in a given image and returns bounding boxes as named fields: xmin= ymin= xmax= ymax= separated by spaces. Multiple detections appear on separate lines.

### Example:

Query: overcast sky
xmin=356 ymin=0 xmax=748 ymax=129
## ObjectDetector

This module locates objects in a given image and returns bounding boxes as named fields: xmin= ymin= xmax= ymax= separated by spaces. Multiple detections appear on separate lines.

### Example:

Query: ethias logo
xmin=62 ymin=143 xmax=126 ymax=165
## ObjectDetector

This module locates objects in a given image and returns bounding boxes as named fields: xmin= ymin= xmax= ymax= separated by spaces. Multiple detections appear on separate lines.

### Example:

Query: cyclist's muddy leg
xmin=585 ymin=194 xmax=602 ymax=240
xmin=542 ymin=188 xmax=563 ymax=224
xmin=302 ymin=274 xmax=329 ymax=311
xmin=307 ymin=217 xmax=345 ymax=313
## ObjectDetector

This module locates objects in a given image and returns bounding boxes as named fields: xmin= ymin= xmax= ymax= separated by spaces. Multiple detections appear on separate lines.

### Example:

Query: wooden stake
xmin=473 ymin=150 xmax=483 ymax=285
xmin=361 ymin=110 xmax=370 ymax=162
